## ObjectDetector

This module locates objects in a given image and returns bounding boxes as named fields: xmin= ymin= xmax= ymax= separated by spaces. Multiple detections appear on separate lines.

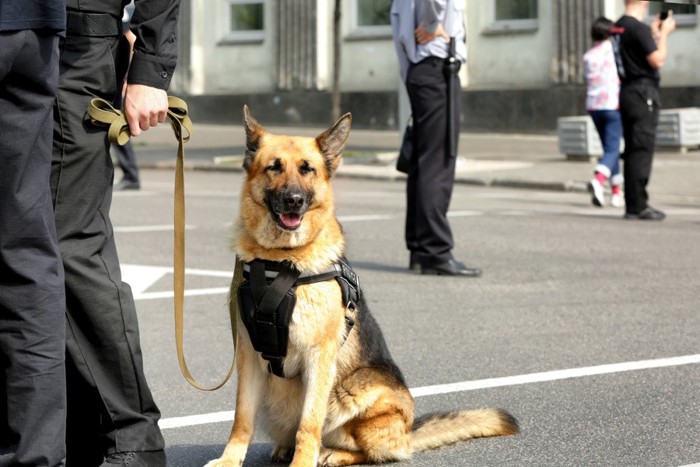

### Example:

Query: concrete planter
xmin=558 ymin=108 xmax=700 ymax=160
xmin=557 ymin=116 xmax=612 ymax=162
xmin=656 ymin=108 xmax=700 ymax=152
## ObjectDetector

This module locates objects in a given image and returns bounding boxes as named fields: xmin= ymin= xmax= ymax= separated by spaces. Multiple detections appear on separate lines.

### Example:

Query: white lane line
xmin=159 ymin=410 xmax=235 ymax=430
xmin=122 ymin=264 xmax=233 ymax=300
xmin=337 ymin=214 xmax=396 ymax=222
xmin=114 ymin=225 xmax=195 ymax=233
xmin=447 ymin=210 xmax=483 ymax=217
xmin=409 ymin=354 xmax=700 ymax=397
xmin=135 ymin=287 xmax=230 ymax=301
xmin=159 ymin=353 xmax=700 ymax=430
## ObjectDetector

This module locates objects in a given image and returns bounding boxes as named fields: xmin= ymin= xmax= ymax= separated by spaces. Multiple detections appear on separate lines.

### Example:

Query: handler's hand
xmin=124 ymin=84 xmax=168 ymax=136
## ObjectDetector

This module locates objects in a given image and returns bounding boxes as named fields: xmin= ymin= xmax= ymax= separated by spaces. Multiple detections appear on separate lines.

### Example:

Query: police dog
xmin=205 ymin=108 xmax=518 ymax=467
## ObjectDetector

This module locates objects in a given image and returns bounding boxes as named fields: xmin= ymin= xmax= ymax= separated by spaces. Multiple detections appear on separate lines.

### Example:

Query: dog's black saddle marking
xmin=239 ymin=257 xmax=361 ymax=378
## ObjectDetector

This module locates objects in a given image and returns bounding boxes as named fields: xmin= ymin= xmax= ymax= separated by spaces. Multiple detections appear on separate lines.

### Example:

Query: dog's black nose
xmin=285 ymin=193 xmax=304 ymax=210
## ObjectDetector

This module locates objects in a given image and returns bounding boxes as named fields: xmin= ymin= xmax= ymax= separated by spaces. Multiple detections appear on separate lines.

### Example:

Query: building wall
xmin=188 ymin=0 xmax=277 ymax=94
xmin=466 ymin=1 xmax=554 ymax=89
xmin=177 ymin=0 xmax=700 ymax=130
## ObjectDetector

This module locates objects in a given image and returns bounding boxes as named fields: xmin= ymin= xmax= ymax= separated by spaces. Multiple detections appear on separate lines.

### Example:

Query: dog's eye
xmin=299 ymin=161 xmax=316 ymax=175
xmin=265 ymin=159 xmax=283 ymax=173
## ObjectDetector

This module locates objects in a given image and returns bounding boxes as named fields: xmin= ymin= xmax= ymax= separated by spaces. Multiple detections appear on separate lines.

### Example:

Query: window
xmin=357 ymin=0 xmax=391 ymax=26
xmin=648 ymin=1 xmax=697 ymax=26
xmin=225 ymin=0 xmax=264 ymax=43
xmin=495 ymin=0 xmax=538 ymax=21
xmin=488 ymin=0 xmax=539 ymax=33
xmin=350 ymin=0 xmax=392 ymax=39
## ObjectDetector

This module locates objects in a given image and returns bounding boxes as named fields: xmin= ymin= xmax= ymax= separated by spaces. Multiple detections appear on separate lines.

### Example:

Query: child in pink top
xmin=584 ymin=17 xmax=624 ymax=208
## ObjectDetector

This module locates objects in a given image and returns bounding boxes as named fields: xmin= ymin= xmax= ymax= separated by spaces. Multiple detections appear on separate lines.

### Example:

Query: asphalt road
xmin=112 ymin=169 xmax=700 ymax=467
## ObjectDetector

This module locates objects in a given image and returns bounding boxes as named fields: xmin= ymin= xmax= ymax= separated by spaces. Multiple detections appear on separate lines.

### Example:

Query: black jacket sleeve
xmin=128 ymin=0 xmax=180 ymax=90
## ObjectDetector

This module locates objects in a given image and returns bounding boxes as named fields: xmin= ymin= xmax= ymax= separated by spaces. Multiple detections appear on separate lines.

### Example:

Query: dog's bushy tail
xmin=410 ymin=408 xmax=519 ymax=452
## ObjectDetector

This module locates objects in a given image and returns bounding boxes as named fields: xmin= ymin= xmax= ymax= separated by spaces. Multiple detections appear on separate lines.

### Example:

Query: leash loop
xmin=87 ymin=97 xmax=237 ymax=391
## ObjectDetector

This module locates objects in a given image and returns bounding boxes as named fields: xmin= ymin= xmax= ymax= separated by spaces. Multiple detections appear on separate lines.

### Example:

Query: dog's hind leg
xmin=321 ymin=369 xmax=415 ymax=466
xmin=205 ymin=337 xmax=267 ymax=467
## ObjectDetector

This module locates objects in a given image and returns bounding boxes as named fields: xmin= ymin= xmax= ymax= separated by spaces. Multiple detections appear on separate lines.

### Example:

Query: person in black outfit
xmin=51 ymin=0 xmax=180 ymax=466
xmin=0 ymin=3 xmax=67 ymax=466
xmin=391 ymin=0 xmax=481 ymax=277
xmin=615 ymin=0 xmax=676 ymax=220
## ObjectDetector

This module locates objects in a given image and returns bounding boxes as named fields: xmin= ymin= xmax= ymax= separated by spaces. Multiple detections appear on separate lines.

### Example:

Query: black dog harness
xmin=238 ymin=257 xmax=361 ymax=378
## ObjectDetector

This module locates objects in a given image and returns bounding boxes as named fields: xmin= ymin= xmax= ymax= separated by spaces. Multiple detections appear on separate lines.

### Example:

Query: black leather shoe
xmin=624 ymin=206 xmax=665 ymax=221
xmin=99 ymin=451 xmax=166 ymax=467
xmin=114 ymin=179 xmax=140 ymax=191
xmin=421 ymin=259 xmax=482 ymax=277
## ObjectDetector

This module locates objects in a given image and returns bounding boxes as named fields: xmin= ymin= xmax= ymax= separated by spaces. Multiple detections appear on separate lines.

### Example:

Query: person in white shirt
xmin=391 ymin=0 xmax=481 ymax=277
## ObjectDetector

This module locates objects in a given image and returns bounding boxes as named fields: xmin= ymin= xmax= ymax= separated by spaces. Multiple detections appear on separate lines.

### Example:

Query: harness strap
xmin=251 ymin=261 xmax=300 ymax=315
xmin=241 ymin=258 xmax=360 ymax=378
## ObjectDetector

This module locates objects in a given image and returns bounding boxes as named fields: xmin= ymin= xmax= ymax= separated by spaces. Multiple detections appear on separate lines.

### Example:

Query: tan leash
xmin=88 ymin=97 xmax=239 ymax=391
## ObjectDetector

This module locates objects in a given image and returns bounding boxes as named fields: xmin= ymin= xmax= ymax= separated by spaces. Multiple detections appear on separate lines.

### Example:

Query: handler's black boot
xmin=99 ymin=450 xmax=166 ymax=467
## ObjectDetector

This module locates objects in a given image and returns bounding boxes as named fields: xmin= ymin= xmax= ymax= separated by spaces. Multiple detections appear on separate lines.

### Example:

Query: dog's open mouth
xmin=277 ymin=213 xmax=303 ymax=230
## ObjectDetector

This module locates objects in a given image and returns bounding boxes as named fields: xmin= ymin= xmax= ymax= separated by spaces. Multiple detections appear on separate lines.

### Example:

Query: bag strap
xmin=88 ymin=97 xmax=238 ymax=391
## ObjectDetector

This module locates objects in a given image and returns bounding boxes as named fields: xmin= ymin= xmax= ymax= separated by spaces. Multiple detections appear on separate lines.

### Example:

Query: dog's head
xmin=238 ymin=106 xmax=351 ymax=251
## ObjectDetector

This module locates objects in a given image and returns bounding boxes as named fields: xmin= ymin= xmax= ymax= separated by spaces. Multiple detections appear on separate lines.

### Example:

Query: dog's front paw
xmin=202 ymin=458 xmax=243 ymax=467
xmin=271 ymin=445 xmax=294 ymax=463
xmin=317 ymin=448 xmax=343 ymax=467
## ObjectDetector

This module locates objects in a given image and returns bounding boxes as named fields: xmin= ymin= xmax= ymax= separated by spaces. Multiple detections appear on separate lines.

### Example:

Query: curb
xmin=139 ymin=160 xmax=589 ymax=194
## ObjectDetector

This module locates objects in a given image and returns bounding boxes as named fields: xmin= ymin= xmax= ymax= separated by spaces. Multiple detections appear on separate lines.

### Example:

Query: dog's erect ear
xmin=316 ymin=113 xmax=352 ymax=177
xmin=243 ymin=105 xmax=265 ymax=171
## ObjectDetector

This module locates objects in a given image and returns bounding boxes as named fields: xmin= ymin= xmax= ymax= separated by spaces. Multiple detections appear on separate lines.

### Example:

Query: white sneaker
xmin=588 ymin=179 xmax=605 ymax=207
xmin=610 ymin=193 xmax=625 ymax=208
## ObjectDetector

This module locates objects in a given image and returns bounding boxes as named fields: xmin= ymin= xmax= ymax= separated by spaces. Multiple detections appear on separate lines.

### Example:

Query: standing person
xmin=52 ymin=0 xmax=180 ymax=465
xmin=113 ymin=2 xmax=141 ymax=191
xmin=113 ymin=141 xmax=141 ymax=190
xmin=391 ymin=0 xmax=481 ymax=277
xmin=615 ymin=0 xmax=676 ymax=220
xmin=0 ymin=2 xmax=67 ymax=466
xmin=584 ymin=16 xmax=624 ymax=208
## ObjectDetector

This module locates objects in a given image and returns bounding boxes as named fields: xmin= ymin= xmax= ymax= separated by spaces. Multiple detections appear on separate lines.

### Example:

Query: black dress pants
xmin=0 ymin=30 xmax=66 ymax=467
xmin=405 ymin=57 xmax=460 ymax=266
xmin=619 ymin=82 xmax=660 ymax=214
xmin=51 ymin=33 xmax=164 ymax=465
xmin=114 ymin=141 xmax=140 ymax=184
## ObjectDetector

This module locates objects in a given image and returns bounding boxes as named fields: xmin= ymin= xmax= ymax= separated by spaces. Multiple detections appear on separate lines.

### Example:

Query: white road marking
xmin=158 ymin=353 xmax=700 ymax=430
xmin=135 ymin=287 xmax=230 ymax=301
xmin=121 ymin=264 xmax=233 ymax=300
xmin=114 ymin=225 xmax=195 ymax=233
xmin=159 ymin=411 xmax=236 ymax=430
xmin=121 ymin=264 xmax=170 ymax=295
xmin=447 ymin=210 xmax=483 ymax=217
xmin=337 ymin=214 xmax=396 ymax=222
xmin=409 ymin=354 xmax=700 ymax=397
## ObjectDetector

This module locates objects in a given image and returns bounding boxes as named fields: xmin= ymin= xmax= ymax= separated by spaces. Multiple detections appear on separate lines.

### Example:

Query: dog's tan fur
xmin=205 ymin=108 xmax=518 ymax=467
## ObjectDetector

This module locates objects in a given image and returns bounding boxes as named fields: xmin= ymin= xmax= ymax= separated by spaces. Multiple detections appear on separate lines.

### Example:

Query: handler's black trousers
xmin=619 ymin=82 xmax=660 ymax=215
xmin=51 ymin=32 xmax=164 ymax=465
xmin=0 ymin=31 xmax=66 ymax=467
xmin=405 ymin=57 xmax=460 ymax=266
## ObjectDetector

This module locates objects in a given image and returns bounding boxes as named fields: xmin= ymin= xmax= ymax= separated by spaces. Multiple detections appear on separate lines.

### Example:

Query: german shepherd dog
xmin=205 ymin=108 xmax=518 ymax=467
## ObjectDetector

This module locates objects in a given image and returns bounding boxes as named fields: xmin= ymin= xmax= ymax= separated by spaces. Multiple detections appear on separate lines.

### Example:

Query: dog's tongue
xmin=280 ymin=213 xmax=302 ymax=228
